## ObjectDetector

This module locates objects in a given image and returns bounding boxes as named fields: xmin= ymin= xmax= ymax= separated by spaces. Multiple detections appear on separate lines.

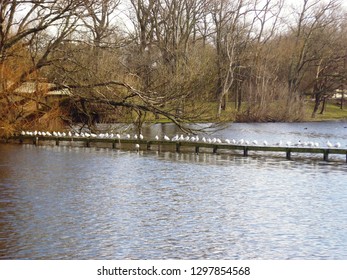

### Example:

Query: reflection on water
xmin=1 ymin=122 xmax=347 ymax=259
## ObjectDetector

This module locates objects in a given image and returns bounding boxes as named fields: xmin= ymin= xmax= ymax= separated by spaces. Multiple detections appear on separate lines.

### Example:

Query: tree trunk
xmin=217 ymin=91 xmax=225 ymax=117
xmin=341 ymin=91 xmax=344 ymax=110
xmin=311 ymin=96 xmax=320 ymax=118
xmin=319 ymin=97 xmax=327 ymax=114
xmin=221 ymin=93 xmax=227 ymax=111
xmin=237 ymin=81 xmax=242 ymax=112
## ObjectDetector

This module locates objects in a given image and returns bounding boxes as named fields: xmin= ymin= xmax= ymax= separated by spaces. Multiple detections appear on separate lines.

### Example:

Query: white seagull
xmin=334 ymin=142 xmax=341 ymax=148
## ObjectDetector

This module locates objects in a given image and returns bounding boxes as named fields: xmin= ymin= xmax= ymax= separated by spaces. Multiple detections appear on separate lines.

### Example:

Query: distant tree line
xmin=1 ymin=0 xmax=346 ymax=136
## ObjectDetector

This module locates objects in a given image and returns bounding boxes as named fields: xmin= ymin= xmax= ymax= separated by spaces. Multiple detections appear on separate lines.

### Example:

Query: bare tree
xmin=286 ymin=0 xmax=341 ymax=97
xmin=2 ymin=0 xmax=347 ymax=138
xmin=238 ymin=0 xmax=286 ymax=120
xmin=81 ymin=0 xmax=121 ymax=71
xmin=310 ymin=25 xmax=347 ymax=117
xmin=211 ymin=0 xmax=254 ymax=117
xmin=0 ymin=0 xmax=83 ymax=136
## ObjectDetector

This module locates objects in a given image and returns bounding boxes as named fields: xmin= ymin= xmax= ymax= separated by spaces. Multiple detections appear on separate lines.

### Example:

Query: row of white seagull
xmin=21 ymin=130 xmax=343 ymax=148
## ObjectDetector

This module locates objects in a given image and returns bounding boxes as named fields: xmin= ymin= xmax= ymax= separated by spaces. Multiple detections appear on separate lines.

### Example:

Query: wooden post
xmin=176 ymin=142 xmax=181 ymax=153
xmin=86 ymin=139 xmax=90 ymax=147
xmin=323 ymin=149 xmax=329 ymax=161
xmin=55 ymin=138 xmax=59 ymax=146
xmin=213 ymin=146 xmax=218 ymax=154
xmin=33 ymin=137 xmax=38 ymax=146
xmin=112 ymin=141 xmax=116 ymax=149
xmin=195 ymin=146 xmax=200 ymax=154
xmin=146 ymin=142 xmax=151 ymax=150
xmin=286 ymin=149 xmax=291 ymax=160
xmin=243 ymin=146 xmax=248 ymax=157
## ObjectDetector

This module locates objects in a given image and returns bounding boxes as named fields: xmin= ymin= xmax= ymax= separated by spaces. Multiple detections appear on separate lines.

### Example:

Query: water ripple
xmin=1 ymin=139 xmax=347 ymax=259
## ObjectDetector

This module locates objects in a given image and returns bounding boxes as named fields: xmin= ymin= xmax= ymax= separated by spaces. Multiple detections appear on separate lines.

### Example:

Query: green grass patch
xmin=306 ymin=101 xmax=347 ymax=121
xmin=127 ymin=100 xmax=347 ymax=125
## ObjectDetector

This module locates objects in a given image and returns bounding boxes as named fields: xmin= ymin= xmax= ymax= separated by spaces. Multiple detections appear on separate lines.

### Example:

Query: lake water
xmin=0 ymin=122 xmax=347 ymax=259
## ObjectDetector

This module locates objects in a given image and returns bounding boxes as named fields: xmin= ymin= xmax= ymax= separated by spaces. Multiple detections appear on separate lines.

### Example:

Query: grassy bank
xmin=149 ymin=100 xmax=347 ymax=124
xmin=2 ymin=100 xmax=346 ymax=138
xmin=305 ymin=102 xmax=347 ymax=121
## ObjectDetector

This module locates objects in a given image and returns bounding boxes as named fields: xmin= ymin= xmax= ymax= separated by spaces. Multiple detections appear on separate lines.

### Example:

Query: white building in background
xmin=14 ymin=82 xmax=72 ymax=105
xmin=333 ymin=89 xmax=346 ymax=99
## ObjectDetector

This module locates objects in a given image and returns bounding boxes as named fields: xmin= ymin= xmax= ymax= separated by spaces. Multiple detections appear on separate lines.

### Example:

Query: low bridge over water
xmin=8 ymin=135 xmax=347 ymax=163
